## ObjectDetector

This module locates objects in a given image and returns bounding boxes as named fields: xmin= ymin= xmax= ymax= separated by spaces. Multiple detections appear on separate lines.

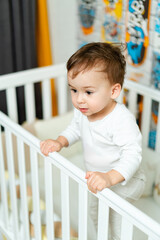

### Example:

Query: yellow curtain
xmin=36 ymin=0 xmax=57 ymax=116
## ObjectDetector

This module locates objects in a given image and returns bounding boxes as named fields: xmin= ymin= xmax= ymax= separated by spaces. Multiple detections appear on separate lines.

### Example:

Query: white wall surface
xmin=47 ymin=0 xmax=77 ymax=64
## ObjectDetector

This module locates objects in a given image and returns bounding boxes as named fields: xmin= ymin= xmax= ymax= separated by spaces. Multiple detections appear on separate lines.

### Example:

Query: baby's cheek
xmin=89 ymin=102 xmax=99 ymax=111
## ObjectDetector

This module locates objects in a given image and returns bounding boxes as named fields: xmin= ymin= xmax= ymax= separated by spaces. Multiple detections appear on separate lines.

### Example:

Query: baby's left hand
xmin=85 ymin=171 xmax=112 ymax=194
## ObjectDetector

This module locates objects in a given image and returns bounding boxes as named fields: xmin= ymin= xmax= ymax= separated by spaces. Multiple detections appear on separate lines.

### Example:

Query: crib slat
xmin=6 ymin=88 xmax=18 ymax=122
xmin=5 ymin=129 xmax=19 ymax=239
xmin=30 ymin=148 xmax=42 ymax=240
xmin=121 ymin=217 xmax=133 ymax=240
xmin=128 ymin=90 xmax=137 ymax=117
xmin=25 ymin=83 xmax=35 ymax=123
xmin=0 ymin=127 xmax=9 ymax=227
xmin=45 ymin=160 xmax=55 ymax=240
xmin=97 ymin=200 xmax=109 ymax=240
xmin=141 ymin=96 xmax=152 ymax=147
xmin=61 ymin=172 xmax=70 ymax=240
xmin=57 ymin=76 xmax=68 ymax=115
xmin=17 ymin=139 xmax=30 ymax=240
xmin=155 ymin=102 xmax=160 ymax=152
xmin=42 ymin=79 xmax=52 ymax=119
xmin=78 ymin=185 xmax=88 ymax=240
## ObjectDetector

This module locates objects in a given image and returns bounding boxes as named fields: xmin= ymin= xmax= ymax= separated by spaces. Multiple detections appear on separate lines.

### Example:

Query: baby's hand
xmin=85 ymin=171 xmax=112 ymax=194
xmin=40 ymin=139 xmax=62 ymax=156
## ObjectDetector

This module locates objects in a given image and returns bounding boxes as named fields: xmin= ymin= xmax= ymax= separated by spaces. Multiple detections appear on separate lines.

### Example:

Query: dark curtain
xmin=0 ymin=0 xmax=42 ymax=124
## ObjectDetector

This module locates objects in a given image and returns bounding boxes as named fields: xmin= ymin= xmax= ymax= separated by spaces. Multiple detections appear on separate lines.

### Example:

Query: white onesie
xmin=61 ymin=102 xmax=146 ymax=240
xmin=61 ymin=102 xmax=142 ymax=185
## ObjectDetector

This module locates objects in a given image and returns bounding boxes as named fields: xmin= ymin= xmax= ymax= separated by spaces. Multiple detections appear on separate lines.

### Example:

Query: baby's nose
xmin=77 ymin=93 xmax=85 ymax=103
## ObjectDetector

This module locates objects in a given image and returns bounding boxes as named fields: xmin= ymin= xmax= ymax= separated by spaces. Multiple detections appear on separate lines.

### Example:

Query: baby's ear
xmin=111 ymin=83 xmax=121 ymax=99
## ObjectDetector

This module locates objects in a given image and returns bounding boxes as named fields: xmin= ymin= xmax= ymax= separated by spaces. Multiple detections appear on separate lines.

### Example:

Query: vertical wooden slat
xmin=61 ymin=172 xmax=70 ymax=240
xmin=121 ymin=217 xmax=133 ymax=240
xmin=6 ymin=88 xmax=18 ymax=122
xmin=24 ymin=83 xmax=35 ymax=123
xmin=128 ymin=90 xmax=137 ymax=117
xmin=42 ymin=79 xmax=52 ymax=119
xmin=97 ymin=200 xmax=109 ymax=240
xmin=30 ymin=148 xmax=41 ymax=240
xmin=17 ymin=139 xmax=30 ymax=240
xmin=78 ymin=185 xmax=88 ymax=240
xmin=155 ymin=102 xmax=160 ymax=152
xmin=0 ymin=127 xmax=9 ymax=227
xmin=5 ymin=129 xmax=19 ymax=239
xmin=141 ymin=96 xmax=152 ymax=147
xmin=45 ymin=160 xmax=54 ymax=240
xmin=57 ymin=76 xmax=68 ymax=115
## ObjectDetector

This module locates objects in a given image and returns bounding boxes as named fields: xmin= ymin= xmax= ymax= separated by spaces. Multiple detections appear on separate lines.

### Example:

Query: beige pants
xmin=88 ymin=169 xmax=146 ymax=240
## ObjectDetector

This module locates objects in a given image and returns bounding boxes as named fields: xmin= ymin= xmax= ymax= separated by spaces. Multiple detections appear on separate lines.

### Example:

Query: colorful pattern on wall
xmin=152 ymin=51 xmax=160 ymax=90
xmin=101 ymin=0 xmax=123 ymax=43
xmin=153 ymin=1 xmax=160 ymax=50
xmin=148 ymin=100 xmax=158 ymax=149
xmin=125 ymin=0 xmax=150 ymax=66
xmin=79 ymin=0 xmax=97 ymax=35
xmin=152 ymin=2 xmax=160 ymax=90
xmin=76 ymin=0 xmax=160 ymax=151
xmin=77 ymin=0 xmax=160 ymax=86
xmin=77 ymin=0 xmax=102 ymax=48
xmin=125 ymin=0 xmax=152 ymax=86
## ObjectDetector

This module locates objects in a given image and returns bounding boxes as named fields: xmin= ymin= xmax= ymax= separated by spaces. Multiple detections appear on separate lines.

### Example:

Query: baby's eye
xmin=71 ymin=89 xmax=77 ymax=93
xmin=86 ymin=91 xmax=93 ymax=95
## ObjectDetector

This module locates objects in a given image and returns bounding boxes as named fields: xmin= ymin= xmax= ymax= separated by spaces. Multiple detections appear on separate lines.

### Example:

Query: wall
xmin=47 ymin=0 xmax=77 ymax=64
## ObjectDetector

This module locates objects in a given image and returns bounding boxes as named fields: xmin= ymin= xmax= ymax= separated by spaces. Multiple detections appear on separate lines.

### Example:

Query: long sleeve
xmin=60 ymin=108 xmax=81 ymax=146
xmin=112 ymin=113 xmax=142 ymax=185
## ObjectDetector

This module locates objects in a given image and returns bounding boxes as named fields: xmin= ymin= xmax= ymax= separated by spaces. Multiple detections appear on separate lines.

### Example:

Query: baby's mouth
xmin=79 ymin=108 xmax=88 ymax=113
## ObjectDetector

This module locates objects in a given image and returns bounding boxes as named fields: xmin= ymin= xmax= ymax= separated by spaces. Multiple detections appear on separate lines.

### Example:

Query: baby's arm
xmin=85 ymin=170 xmax=124 ymax=194
xmin=40 ymin=136 xmax=69 ymax=156
xmin=40 ymin=109 xmax=80 ymax=156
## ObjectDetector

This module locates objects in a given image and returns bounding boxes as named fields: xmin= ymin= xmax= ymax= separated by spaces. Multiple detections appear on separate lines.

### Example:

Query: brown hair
xmin=67 ymin=42 xmax=126 ymax=87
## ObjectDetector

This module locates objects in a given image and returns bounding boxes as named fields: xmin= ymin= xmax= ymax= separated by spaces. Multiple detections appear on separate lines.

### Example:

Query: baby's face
xmin=68 ymin=67 xmax=118 ymax=121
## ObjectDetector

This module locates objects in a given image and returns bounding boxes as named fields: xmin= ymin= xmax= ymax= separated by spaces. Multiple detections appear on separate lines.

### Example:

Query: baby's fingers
xmin=85 ymin=171 xmax=93 ymax=179
xmin=40 ymin=141 xmax=52 ymax=156
xmin=88 ymin=184 xmax=98 ymax=194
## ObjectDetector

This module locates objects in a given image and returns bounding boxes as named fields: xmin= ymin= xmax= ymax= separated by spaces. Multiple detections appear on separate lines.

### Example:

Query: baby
xmin=40 ymin=42 xmax=145 ymax=240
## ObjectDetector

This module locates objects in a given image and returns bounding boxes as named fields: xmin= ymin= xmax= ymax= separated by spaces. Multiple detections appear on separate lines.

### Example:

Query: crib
xmin=0 ymin=63 xmax=160 ymax=240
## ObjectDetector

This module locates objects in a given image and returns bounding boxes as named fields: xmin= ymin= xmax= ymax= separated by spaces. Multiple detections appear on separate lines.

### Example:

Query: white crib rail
xmin=97 ymin=200 xmax=109 ymax=239
xmin=0 ymin=63 xmax=67 ymax=123
xmin=42 ymin=79 xmax=52 ymax=119
xmin=1 ymin=63 xmax=160 ymax=153
xmin=122 ymin=80 xmax=160 ymax=153
xmin=25 ymin=83 xmax=36 ymax=123
xmin=1 ymin=64 xmax=160 ymax=239
xmin=44 ymin=161 xmax=54 ymax=240
xmin=0 ymin=111 xmax=160 ymax=240
xmin=78 ymin=185 xmax=88 ymax=240
xmin=0 ymin=128 xmax=9 ymax=238
xmin=17 ymin=138 xmax=30 ymax=240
